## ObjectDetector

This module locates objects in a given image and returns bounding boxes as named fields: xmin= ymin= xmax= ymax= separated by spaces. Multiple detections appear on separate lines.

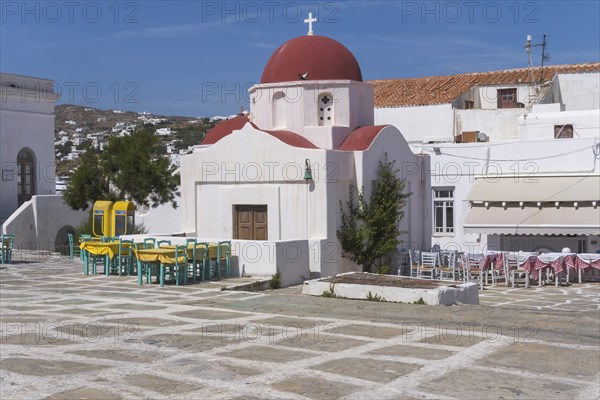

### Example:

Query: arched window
xmin=17 ymin=148 xmax=35 ymax=206
xmin=318 ymin=93 xmax=333 ymax=126
xmin=272 ymin=91 xmax=286 ymax=129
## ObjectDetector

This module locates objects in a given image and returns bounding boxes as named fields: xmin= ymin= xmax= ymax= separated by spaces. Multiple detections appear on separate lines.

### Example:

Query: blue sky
xmin=2 ymin=1 xmax=599 ymax=117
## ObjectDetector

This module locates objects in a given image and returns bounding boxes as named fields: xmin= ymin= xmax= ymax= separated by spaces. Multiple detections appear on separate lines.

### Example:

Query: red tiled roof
xmin=338 ymin=125 xmax=388 ymax=151
xmin=370 ymin=63 xmax=600 ymax=108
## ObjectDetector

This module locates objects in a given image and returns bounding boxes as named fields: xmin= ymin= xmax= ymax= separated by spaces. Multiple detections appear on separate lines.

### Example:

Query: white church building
xmin=180 ymin=33 xmax=427 ymax=280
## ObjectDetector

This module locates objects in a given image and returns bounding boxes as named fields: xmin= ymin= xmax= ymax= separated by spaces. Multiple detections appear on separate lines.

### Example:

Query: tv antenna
xmin=525 ymin=34 xmax=550 ymax=84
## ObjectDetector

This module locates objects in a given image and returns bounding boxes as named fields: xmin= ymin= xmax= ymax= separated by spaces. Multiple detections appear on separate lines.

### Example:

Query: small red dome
xmin=261 ymin=36 xmax=362 ymax=84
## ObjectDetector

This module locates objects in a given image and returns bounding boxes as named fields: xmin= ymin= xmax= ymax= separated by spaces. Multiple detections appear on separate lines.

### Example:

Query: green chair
xmin=144 ymin=238 xmax=156 ymax=249
xmin=80 ymin=234 xmax=92 ymax=261
xmin=134 ymin=242 xmax=158 ymax=285
xmin=67 ymin=232 xmax=83 ymax=262
xmin=1 ymin=234 xmax=15 ymax=264
xmin=185 ymin=239 xmax=207 ymax=283
xmin=157 ymin=240 xmax=171 ymax=247
xmin=212 ymin=241 xmax=231 ymax=279
xmin=117 ymin=238 xmax=134 ymax=275
xmin=81 ymin=235 xmax=105 ymax=275
xmin=159 ymin=245 xmax=187 ymax=287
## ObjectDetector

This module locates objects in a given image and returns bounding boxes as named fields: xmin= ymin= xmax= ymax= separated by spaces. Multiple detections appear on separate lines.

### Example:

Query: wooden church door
xmin=234 ymin=205 xmax=268 ymax=240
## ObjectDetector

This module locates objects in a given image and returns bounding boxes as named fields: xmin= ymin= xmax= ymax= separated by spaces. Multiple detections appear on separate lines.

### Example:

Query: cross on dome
xmin=304 ymin=13 xmax=317 ymax=36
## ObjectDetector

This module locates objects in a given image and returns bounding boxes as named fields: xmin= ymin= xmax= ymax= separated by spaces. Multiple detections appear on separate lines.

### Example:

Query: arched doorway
xmin=17 ymin=148 xmax=35 ymax=206
xmin=54 ymin=225 xmax=75 ymax=255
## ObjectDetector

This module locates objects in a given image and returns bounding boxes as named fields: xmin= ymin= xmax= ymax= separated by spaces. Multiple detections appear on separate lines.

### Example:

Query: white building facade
xmin=1 ymin=73 xmax=87 ymax=251
xmin=373 ymin=64 xmax=600 ymax=255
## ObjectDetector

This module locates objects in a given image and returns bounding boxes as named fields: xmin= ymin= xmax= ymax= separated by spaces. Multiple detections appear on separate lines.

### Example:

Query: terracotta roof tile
xmin=370 ymin=63 xmax=600 ymax=108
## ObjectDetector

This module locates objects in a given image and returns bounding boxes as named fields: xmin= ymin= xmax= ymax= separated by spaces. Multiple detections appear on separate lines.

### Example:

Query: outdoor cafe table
xmin=132 ymin=247 xmax=188 ymax=286
xmin=160 ymin=243 xmax=219 ymax=258
xmin=574 ymin=253 xmax=600 ymax=283
xmin=531 ymin=252 xmax=578 ymax=286
xmin=160 ymin=243 xmax=219 ymax=280
xmin=79 ymin=241 xmax=130 ymax=276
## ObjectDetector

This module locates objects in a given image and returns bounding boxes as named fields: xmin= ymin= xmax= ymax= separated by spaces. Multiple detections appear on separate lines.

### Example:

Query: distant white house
xmin=156 ymin=127 xmax=175 ymax=136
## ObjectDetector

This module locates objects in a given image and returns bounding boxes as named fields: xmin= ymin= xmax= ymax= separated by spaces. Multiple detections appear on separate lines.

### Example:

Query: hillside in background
xmin=54 ymin=104 xmax=222 ymax=177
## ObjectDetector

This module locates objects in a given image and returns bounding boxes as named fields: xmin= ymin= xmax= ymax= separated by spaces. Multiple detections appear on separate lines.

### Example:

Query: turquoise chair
xmin=212 ymin=241 xmax=231 ymax=279
xmin=144 ymin=238 xmax=156 ymax=249
xmin=159 ymin=245 xmax=187 ymax=287
xmin=80 ymin=234 xmax=92 ymax=261
xmin=134 ymin=242 xmax=158 ymax=285
xmin=184 ymin=238 xmax=197 ymax=282
xmin=117 ymin=238 xmax=134 ymax=275
xmin=82 ymin=236 xmax=105 ymax=275
xmin=1 ymin=234 xmax=15 ymax=264
xmin=184 ymin=239 xmax=207 ymax=283
xmin=157 ymin=240 xmax=171 ymax=247
xmin=67 ymin=232 xmax=75 ymax=261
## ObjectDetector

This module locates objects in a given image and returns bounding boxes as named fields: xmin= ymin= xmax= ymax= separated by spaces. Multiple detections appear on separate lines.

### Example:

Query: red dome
xmin=261 ymin=36 xmax=362 ymax=84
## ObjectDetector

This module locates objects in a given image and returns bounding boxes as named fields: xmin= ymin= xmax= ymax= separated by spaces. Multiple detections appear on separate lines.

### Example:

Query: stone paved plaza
xmin=1 ymin=255 xmax=599 ymax=399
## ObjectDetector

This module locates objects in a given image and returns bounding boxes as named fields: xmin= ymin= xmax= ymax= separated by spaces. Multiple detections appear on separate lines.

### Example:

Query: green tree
xmin=337 ymin=154 xmax=411 ymax=273
xmin=63 ymin=129 xmax=180 ymax=211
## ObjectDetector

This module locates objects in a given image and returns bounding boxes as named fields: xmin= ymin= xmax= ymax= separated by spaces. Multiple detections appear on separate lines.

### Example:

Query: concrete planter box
xmin=302 ymin=272 xmax=479 ymax=306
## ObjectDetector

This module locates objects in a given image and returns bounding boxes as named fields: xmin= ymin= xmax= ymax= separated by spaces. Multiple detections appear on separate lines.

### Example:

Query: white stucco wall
xmin=134 ymin=196 xmax=183 ymax=235
xmin=374 ymin=104 xmax=454 ymax=143
xmin=518 ymin=108 xmax=600 ymax=140
xmin=1 ymin=73 xmax=58 ymax=223
xmin=456 ymin=109 xmax=526 ymax=140
xmin=554 ymin=73 xmax=600 ymax=111
xmin=2 ymin=195 xmax=88 ymax=251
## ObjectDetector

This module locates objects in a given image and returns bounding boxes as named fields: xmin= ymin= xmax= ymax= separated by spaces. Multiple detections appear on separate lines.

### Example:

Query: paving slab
xmin=418 ymin=366 xmax=582 ymax=399
xmin=2 ymin=358 xmax=108 ymax=376
xmin=480 ymin=342 xmax=600 ymax=382
xmin=271 ymin=376 xmax=363 ymax=400
xmin=45 ymin=387 xmax=122 ymax=400
xmin=312 ymin=357 xmax=420 ymax=383
xmin=368 ymin=344 xmax=456 ymax=360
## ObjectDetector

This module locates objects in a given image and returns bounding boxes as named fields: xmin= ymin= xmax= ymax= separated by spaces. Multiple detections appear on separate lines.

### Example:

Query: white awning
xmin=465 ymin=176 xmax=600 ymax=202
xmin=464 ymin=205 xmax=600 ymax=235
